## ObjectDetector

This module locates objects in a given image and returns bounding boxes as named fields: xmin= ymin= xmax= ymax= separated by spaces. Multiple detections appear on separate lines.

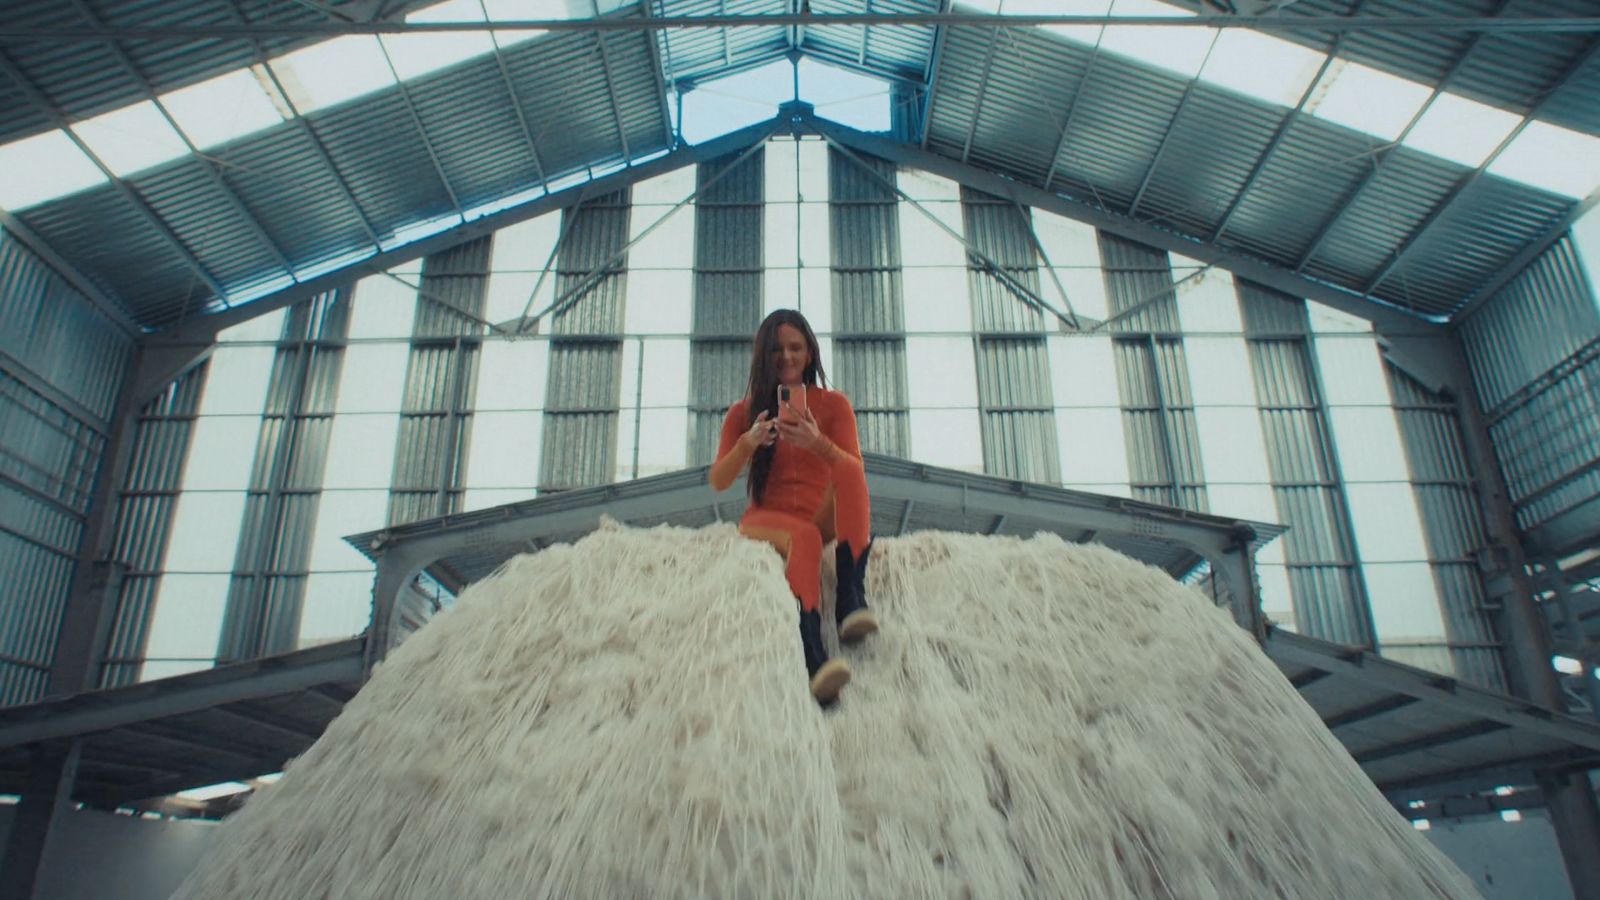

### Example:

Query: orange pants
xmin=741 ymin=453 xmax=871 ymax=612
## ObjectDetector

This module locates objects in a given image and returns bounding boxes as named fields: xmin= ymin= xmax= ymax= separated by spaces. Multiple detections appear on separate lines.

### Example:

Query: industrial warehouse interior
xmin=0 ymin=0 xmax=1598 ymax=897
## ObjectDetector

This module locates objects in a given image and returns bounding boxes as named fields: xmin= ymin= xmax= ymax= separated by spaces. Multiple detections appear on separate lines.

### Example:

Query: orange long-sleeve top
xmin=716 ymin=387 xmax=862 ymax=521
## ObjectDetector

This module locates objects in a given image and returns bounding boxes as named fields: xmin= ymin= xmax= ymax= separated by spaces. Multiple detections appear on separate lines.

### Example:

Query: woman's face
xmin=772 ymin=323 xmax=810 ymax=385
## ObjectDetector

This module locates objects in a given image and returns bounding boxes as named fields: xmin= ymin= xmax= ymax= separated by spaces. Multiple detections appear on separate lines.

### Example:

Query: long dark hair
xmin=745 ymin=309 xmax=827 ymax=505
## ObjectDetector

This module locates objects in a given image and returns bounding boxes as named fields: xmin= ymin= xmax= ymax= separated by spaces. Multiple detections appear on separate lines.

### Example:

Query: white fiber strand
xmin=174 ymin=521 xmax=1480 ymax=899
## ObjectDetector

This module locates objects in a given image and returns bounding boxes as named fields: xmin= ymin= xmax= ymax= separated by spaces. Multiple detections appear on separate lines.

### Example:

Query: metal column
xmin=0 ymin=741 xmax=81 ymax=900
xmin=1444 ymin=336 xmax=1600 ymax=899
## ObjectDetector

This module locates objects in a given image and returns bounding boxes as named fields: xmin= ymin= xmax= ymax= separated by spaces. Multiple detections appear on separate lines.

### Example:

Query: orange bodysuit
xmin=717 ymin=388 xmax=872 ymax=612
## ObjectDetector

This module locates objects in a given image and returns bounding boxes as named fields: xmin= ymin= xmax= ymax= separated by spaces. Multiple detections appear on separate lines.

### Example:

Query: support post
xmin=364 ymin=544 xmax=428 ymax=675
xmin=1443 ymin=336 xmax=1600 ymax=899
xmin=0 ymin=741 xmax=82 ymax=900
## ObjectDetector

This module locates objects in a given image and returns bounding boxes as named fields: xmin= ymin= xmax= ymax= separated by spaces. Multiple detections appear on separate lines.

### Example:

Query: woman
xmin=709 ymin=309 xmax=877 ymax=706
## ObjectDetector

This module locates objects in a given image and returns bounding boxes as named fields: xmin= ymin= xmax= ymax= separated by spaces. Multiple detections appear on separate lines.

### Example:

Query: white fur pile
xmin=173 ymin=521 xmax=1480 ymax=899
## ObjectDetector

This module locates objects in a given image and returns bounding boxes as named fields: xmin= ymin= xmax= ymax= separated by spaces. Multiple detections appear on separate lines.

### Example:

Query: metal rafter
xmin=1127 ymin=75 xmax=1205 ymax=219
xmin=859 ymin=0 xmax=872 ymax=65
xmin=1208 ymin=32 xmax=1347 ymax=242
xmin=0 ymin=51 xmax=230 ymax=303
xmin=637 ymin=0 xmax=677 ymax=148
xmin=377 ymin=40 xmax=466 ymax=218
xmin=918 ymin=0 xmax=951 ymax=149
xmin=1040 ymin=40 xmax=1104 ymax=192
xmin=959 ymin=25 xmax=1003 ymax=163
xmin=1291 ymin=0 xmax=1515 ymax=274
xmin=593 ymin=29 xmax=634 ymax=164
xmin=66 ymin=0 xmax=297 ymax=278
xmin=1363 ymin=36 xmax=1600 ymax=299
xmin=483 ymin=0 xmax=552 ymax=187
xmin=8 ymin=13 xmax=1600 ymax=39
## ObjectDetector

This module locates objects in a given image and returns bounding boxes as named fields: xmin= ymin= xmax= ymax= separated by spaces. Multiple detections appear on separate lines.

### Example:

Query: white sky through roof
xmin=70 ymin=100 xmax=191 ymax=177
xmin=0 ymin=130 xmax=107 ymax=209
xmin=1201 ymin=29 xmax=1325 ymax=107
xmin=1403 ymin=92 xmax=1521 ymax=168
xmin=1309 ymin=60 xmax=1433 ymax=141
xmin=1491 ymin=121 xmax=1600 ymax=199
xmin=679 ymin=59 xmax=796 ymax=145
xmin=271 ymin=36 xmax=398 ymax=113
xmin=1099 ymin=0 xmax=1215 ymax=79
xmin=160 ymin=69 xmax=288 ymax=150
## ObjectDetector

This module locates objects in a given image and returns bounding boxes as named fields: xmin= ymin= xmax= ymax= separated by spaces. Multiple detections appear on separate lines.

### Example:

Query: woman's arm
xmin=709 ymin=402 xmax=772 ymax=492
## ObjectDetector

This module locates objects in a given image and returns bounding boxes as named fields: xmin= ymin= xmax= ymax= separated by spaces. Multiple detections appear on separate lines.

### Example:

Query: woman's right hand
xmin=742 ymin=410 xmax=777 ymax=450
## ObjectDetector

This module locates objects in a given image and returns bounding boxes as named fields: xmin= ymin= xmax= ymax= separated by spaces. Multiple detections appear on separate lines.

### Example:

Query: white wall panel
xmin=217 ymin=308 xmax=285 ymax=343
xmin=908 ymin=407 xmax=983 ymax=471
xmin=1056 ymin=407 xmax=1131 ymax=489
xmin=635 ymin=407 xmax=690 ymax=476
xmin=333 ymin=343 xmax=410 ymax=413
xmin=1184 ymin=336 xmax=1257 ymax=406
xmin=1204 ymin=483 xmax=1279 ymax=523
xmin=462 ymin=488 xmax=534 ymax=511
xmin=629 ymin=165 xmax=697 ymax=206
xmin=627 ymin=204 xmax=696 ymax=271
xmin=163 ymin=492 xmax=247 ymax=572
xmin=197 ymin=346 xmax=274 ymax=416
xmin=898 ymin=201 xmax=966 ymax=267
xmin=490 ymin=213 xmax=562 ymax=270
xmin=1364 ymin=562 xmax=1449 ymax=640
xmin=906 ymin=336 xmax=979 ymax=408
xmin=765 ymin=267 xmax=800 ymax=315
xmin=306 ymin=489 xmax=390 ymax=571
xmin=347 ymin=274 xmax=417 ymax=341
xmin=1048 ymin=336 xmax=1120 ymax=407
xmin=484 ymin=271 xmax=553 ymax=325
xmin=475 ymin=341 xmax=548 ymax=412
xmin=1346 ymin=482 xmax=1432 ymax=562
xmin=299 ymin=572 xmax=375 ymax=646
xmin=1170 ymin=260 xmax=1242 ymax=333
xmin=1308 ymin=299 xmax=1374 ymax=334
xmin=639 ymin=339 xmax=691 ymax=408
xmin=1034 ymin=211 xmax=1109 ymax=322
xmin=764 ymin=202 xmax=798 ymax=269
xmin=1314 ymin=335 xmax=1392 ymax=406
xmin=143 ymin=573 xmax=230 ymax=669
xmin=799 ymin=268 xmax=831 ymax=334
xmin=1194 ymin=407 xmax=1273 ymax=484
xmin=322 ymin=414 xmax=401 ymax=489
xmin=624 ymin=270 xmax=693 ymax=335
xmin=180 ymin=416 xmax=261 ymax=491
xmin=797 ymin=138 xmax=829 ymax=202
xmin=1327 ymin=407 xmax=1411 ymax=483
xmin=1257 ymin=563 xmax=1295 ymax=630
xmin=799 ymin=202 xmax=830 ymax=270
xmin=902 ymin=267 xmax=974 ymax=334
xmin=765 ymin=139 xmax=798 ymax=204
xmin=464 ymin=410 xmax=542 ymax=489
xmin=897 ymin=167 xmax=962 ymax=202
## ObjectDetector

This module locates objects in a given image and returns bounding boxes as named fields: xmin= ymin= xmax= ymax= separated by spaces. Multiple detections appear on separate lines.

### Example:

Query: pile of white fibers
xmin=173 ymin=521 xmax=1479 ymax=900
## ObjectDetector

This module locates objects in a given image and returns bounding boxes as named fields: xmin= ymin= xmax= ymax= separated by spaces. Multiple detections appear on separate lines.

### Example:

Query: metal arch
xmin=1127 ymin=74 xmax=1205 ymax=219
xmin=66 ymin=0 xmax=297 ymax=279
xmin=1362 ymin=36 xmax=1600 ymax=299
xmin=482 ymin=0 xmax=552 ymax=189
xmin=0 ymin=50 xmax=231 ymax=303
xmin=958 ymin=24 xmax=1003 ymax=164
xmin=379 ymin=42 xmax=467 ymax=218
xmin=594 ymin=29 xmax=634 ymax=164
xmin=1208 ymin=38 xmax=1344 ymax=243
xmin=1290 ymin=0 xmax=1515 ymax=275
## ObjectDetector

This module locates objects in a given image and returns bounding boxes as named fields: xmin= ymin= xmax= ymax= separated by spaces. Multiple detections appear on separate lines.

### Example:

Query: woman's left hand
xmin=777 ymin=405 xmax=824 ymax=453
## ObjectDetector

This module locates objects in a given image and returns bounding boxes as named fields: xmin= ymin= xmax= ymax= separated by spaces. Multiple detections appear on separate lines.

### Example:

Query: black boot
xmin=834 ymin=541 xmax=878 ymax=644
xmin=799 ymin=603 xmax=850 ymax=706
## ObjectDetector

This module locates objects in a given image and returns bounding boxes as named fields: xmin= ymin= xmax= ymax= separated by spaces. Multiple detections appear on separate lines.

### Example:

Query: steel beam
xmin=0 ymin=741 xmax=80 ymax=900
xmin=0 ymin=50 xmax=230 ymax=304
xmin=0 ymin=640 xmax=364 ymax=749
xmin=7 ymin=13 xmax=1600 ymax=40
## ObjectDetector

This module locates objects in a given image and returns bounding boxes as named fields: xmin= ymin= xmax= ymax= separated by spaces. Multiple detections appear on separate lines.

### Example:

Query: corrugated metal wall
xmin=830 ymin=148 xmax=909 ymax=456
xmin=541 ymin=191 xmax=630 ymax=491
xmin=1460 ymin=235 xmax=1600 ymax=544
xmin=1240 ymin=281 xmax=1373 ymax=648
xmin=1098 ymin=234 xmax=1207 ymax=511
xmin=100 ymin=363 xmax=209 ymax=688
xmin=219 ymin=290 xmax=350 ymax=661
xmin=688 ymin=153 xmax=764 ymax=465
xmin=0 ymin=231 xmax=132 ymax=706
xmin=1386 ymin=365 xmax=1507 ymax=691
xmin=390 ymin=239 xmax=491 ymax=522
xmin=961 ymin=187 xmax=1059 ymax=483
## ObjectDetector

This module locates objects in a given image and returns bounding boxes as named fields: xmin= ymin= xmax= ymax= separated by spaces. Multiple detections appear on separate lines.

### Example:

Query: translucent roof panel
xmin=1309 ymin=61 xmax=1432 ymax=142
xmin=270 ymin=36 xmax=399 ymax=114
xmin=1489 ymin=121 xmax=1600 ymax=200
xmin=1097 ymin=0 xmax=1216 ymax=80
xmin=0 ymin=130 xmax=107 ymax=210
xmin=680 ymin=58 xmax=795 ymax=144
xmin=1404 ymin=93 xmax=1521 ymax=170
xmin=70 ymin=101 xmax=190 ymax=177
xmin=159 ymin=69 xmax=288 ymax=150
xmin=1200 ymin=29 xmax=1325 ymax=108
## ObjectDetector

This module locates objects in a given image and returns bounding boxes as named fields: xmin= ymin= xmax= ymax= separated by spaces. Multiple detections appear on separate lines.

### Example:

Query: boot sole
xmin=839 ymin=610 xmax=878 ymax=644
xmin=810 ymin=658 xmax=851 ymax=704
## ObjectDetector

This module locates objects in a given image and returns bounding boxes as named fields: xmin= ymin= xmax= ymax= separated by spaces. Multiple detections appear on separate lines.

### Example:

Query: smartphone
xmin=777 ymin=383 xmax=807 ymax=424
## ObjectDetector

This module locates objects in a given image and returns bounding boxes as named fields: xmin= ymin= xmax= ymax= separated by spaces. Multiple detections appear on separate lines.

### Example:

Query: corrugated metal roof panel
xmin=1302 ymin=151 xmax=1464 ymax=296
xmin=652 ymin=0 xmax=789 ymax=85
xmin=312 ymin=95 xmax=461 ymax=232
xmin=129 ymin=160 xmax=285 ymax=289
xmin=402 ymin=57 xmax=545 ymax=213
xmin=1050 ymin=54 xmax=1188 ymax=209
xmin=214 ymin=127 xmax=375 ymax=263
xmin=1133 ymin=85 xmax=1285 ymax=234
xmin=804 ymin=0 xmax=938 ymax=81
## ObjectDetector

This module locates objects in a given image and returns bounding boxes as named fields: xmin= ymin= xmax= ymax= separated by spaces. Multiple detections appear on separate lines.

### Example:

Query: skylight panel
xmin=798 ymin=57 xmax=890 ymax=133
xmin=679 ymin=58 xmax=795 ymax=144
xmin=271 ymin=36 xmax=398 ymax=113
xmin=1099 ymin=0 xmax=1215 ymax=80
xmin=159 ymin=69 xmax=287 ymax=149
xmin=1308 ymin=61 xmax=1430 ymax=142
xmin=996 ymin=0 xmax=1112 ymax=46
xmin=384 ymin=0 xmax=497 ymax=81
xmin=1403 ymin=92 xmax=1520 ymax=168
xmin=1200 ymin=30 xmax=1325 ymax=107
xmin=1488 ymin=120 xmax=1600 ymax=200
xmin=0 ymin=130 xmax=107 ymax=209
xmin=71 ymin=101 xmax=190 ymax=177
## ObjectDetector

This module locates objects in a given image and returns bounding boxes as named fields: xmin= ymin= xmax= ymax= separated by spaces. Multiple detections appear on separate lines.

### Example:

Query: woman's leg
xmin=825 ymin=453 xmax=877 ymax=642
xmin=739 ymin=509 xmax=824 ymax=612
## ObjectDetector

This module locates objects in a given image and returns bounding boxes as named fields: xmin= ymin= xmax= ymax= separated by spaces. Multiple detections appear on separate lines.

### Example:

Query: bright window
xmin=1403 ymin=92 xmax=1520 ymax=168
xmin=1309 ymin=61 xmax=1431 ymax=142
xmin=1489 ymin=120 xmax=1600 ymax=199
xmin=270 ymin=36 xmax=398 ymax=113
xmin=159 ymin=69 xmax=287 ymax=149
xmin=1201 ymin=30 xmax=1325 ymax=107
xmin=0 ymin=130 xmax=106 ymax=210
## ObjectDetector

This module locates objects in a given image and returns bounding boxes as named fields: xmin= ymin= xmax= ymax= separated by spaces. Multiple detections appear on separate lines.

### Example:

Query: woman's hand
xmin=742 ymin=410 xmax=777 ymax=450
xmin=777 ymin=405 xmax=825 ymax=453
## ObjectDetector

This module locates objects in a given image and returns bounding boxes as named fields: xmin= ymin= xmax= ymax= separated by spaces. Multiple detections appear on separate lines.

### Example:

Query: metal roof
xmin=0 ymin=1 xmax=1596 ymax=330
